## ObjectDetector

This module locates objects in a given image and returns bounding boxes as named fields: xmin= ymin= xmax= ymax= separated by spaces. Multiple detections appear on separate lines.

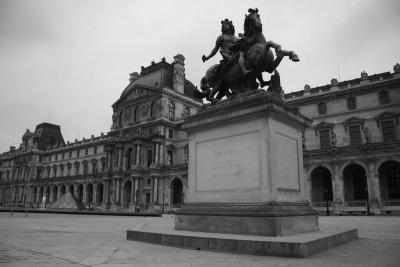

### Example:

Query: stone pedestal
xmin=176 ymin=91 xmax=318 ymax=236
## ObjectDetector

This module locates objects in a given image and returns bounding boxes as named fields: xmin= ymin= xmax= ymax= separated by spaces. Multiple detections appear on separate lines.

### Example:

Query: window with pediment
xmin=314 ymin=122 xmax=334 ymax=149
xmin=343 ymin=117 xmax=364 ymax=146
xmin=92 ymin=160 xmax=98 ymax=175
xmin=83 ymin=161 xmax=89 ymax=175
xmin=74 ymin=162 xmax=80 ymax=175
xmin=101 ymin=158 xmax=106 ymax=172
xmin=36 ymin=168 xmax=42 ymax=179
xmin=59 ymin=165 xmax=64 ymax=176
xmin=375 ymin=112 xmax=398 ymax=142
xmin=66 ymin=163 xmax=72 ymax=176
xmin=381 ymin=120 xmax=396 ymax=142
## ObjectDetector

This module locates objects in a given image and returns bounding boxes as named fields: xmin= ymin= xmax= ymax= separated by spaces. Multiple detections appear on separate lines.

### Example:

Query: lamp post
xmin=135 ymin=189 xmax=138 ymax=213
xmin=162 ymin=192 xmax=165 ymax=214
xmin=365 ymin=186 xmax=370 ymax=215
xmin=324 ymin=188 xmax=330 ymax=216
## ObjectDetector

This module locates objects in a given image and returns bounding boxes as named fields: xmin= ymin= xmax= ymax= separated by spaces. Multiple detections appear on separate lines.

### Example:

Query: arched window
xmin=379 ymin=91 xmax=389 ymax=105
xmin=318 ymin=102 xmax=327 ymax=115
xmin=169 ymin=101 xmax=175 ymax=120
xmin=347 ymin=96 xmax=356 ymax=110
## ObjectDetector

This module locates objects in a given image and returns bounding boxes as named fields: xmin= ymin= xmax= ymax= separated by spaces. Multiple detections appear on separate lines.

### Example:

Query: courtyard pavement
xmin=0 ymin=212 xmax=399 ymax=266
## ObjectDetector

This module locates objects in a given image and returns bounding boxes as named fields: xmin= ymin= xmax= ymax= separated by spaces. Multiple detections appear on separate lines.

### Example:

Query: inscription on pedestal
xmin=195 ymin=131 xmax=260 ymax=191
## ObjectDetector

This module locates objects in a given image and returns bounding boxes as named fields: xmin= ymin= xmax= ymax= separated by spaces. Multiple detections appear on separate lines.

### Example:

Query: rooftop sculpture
xmin=194 ymin=8 xmax=299 ymax=103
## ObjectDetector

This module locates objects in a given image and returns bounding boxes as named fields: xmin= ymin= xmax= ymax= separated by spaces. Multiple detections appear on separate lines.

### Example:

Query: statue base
xmin=177 ymin=90 xmax=318 ymax=236
xmin=175 ymin=202 xmax=318 ymax=236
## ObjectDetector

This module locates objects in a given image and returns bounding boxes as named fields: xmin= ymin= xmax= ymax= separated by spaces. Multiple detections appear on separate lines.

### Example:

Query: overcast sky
xmin=0 ymin=0 xmax=399 ymax=153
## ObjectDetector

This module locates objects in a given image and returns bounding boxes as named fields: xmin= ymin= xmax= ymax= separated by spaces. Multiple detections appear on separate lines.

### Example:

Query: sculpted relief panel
xmin=195 ymin=131 xmax=260 ymax=192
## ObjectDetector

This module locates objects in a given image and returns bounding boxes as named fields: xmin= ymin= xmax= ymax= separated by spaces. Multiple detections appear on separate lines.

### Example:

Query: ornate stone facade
xmin=1 ymin=59 xmax=399 ymax=214
xmin=0 ymin=55 xmax=202 ymax=212
xmin=285 ymin=64 xmax=400 ymax=214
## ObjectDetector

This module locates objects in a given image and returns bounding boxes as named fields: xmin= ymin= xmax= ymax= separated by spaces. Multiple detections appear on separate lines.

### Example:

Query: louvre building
xmin=0 ymin=56 xmax=399 ymax=214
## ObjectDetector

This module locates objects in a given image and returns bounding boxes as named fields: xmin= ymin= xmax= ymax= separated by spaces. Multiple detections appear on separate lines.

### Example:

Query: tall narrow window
xmin=318 ymin=102 xmax=327 ymax=115
xmin=348 ymin=125 xmax=362 ymax=146
xmin=169 ymin=101 xmax=175 ymax=120
xmin=347 ymin=96 xmax=356 ymax=110
xmin=379 ymin=91 xmax=389 ymax=105
xmin=150 ymin=101 xmax=157 ymax=118
xmin=381 ymin=120 xmax=396 ymax=142
xmin=134 ymin=106 xmax=140 ymax=122
xmin=147 ymin=149 xmax=153 ymax=167
xmin=319 ymin=129 xmax=331 ymax=149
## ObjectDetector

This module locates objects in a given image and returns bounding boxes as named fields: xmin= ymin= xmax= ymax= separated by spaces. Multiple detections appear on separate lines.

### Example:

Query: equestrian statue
xmin=194 ymin=8 xmax=299 ymax=103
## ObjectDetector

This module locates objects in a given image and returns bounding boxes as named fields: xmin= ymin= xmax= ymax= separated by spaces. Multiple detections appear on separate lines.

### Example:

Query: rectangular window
xmin=381 ymin=120 xmax=396 ymax=142
xmin=147 ymin=149 xmax=153 ymax=167
xmin=349 ymin=125 xmax=362 ymax=146
xmin=85 ymin=148 xmax=88 ymax=155
xmin=94 ymin=146 xmax=97 ymax=154
xmin=69 ymin=151 xmax=72 ymax=158
xmin=318 ymin=102 xmax=327 ymax=115
xmin=168 ymin=129 xmax=173 ymax=138
xmin=77 ymin=150 xmax=80 ymax=157
xmin=319 ymin=129 xmax=330 ymax=149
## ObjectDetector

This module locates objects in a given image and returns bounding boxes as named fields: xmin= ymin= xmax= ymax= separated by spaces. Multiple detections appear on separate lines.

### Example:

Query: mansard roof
xmin=115 ymin=58 xmax=198 ymax=108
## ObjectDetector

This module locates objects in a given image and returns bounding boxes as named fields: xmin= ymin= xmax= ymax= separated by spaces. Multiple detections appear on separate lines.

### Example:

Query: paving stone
xmin=0 ymin=213 xmax=399 ymax=266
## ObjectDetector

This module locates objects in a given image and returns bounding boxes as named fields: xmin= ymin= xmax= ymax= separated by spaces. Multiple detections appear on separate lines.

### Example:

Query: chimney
xmin=10 ymin=146 xmax=16 ymax=152
xmin=304 ymin=84 xmax=311 ymax=96
xmin=330 ymin=78 xmax=339 ymax=91
xmin=129 ymin=72 xmax=140 ymax=83
xmin=173 ymin=54 xmax=185 ymax=93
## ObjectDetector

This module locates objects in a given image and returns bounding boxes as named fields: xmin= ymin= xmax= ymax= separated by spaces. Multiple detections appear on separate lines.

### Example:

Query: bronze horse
xmin=195 ymin=8 xmax=299 ymax=102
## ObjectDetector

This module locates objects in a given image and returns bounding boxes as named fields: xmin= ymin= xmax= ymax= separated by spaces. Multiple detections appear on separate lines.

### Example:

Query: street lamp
xmin=324 ymin=188 xmax=330 ymax=216
xmin=162 ymin=192 xmax=165 ymax=214
xmin=135 ymin=190 xmax=138 ymax=213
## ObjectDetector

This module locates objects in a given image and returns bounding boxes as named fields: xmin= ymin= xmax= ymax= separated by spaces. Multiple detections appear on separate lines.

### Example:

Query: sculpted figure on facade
xmin=364 ymin=127 xmax=371 ymax=144
xmin=195 ymin=8 xmax=299 ymax=103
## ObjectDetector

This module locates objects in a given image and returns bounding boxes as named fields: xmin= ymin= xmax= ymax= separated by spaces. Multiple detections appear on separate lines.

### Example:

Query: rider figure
xmin=202 ymin=19 xmax=251 ymax=90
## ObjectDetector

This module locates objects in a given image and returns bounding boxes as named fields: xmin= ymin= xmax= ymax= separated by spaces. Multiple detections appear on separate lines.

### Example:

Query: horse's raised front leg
xmin=279 ymin=49 xmax=299 ymax=62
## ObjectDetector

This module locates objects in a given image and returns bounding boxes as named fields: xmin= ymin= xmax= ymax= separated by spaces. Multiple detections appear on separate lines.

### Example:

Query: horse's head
xmin=244 ymin=8 xmax=262 ymax=36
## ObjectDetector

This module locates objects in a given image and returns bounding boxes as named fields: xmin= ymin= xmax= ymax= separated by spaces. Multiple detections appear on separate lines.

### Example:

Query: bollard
xmin=11 ymin=208 xmax=13 ymax=216
xmin=25 ymin=207 xmax=28 ymax=217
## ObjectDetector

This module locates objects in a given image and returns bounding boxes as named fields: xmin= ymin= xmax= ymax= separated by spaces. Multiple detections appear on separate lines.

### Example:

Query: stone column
xmin=118 ymin=148 xmax=123 ymax=169
xmin=159 ymin=144 xmax=164 ymax=165
xmin=121 ymin=149 xmax=126 ymax=170
xmin=107 ymin=151 xmax=112 ymax=169
xmin=57 ymin=186 xmax=61 ymax=200
xmin=332 ymin=163 xmax=344 ymax=213
xmin=136 ymin=145 xmax=140 ymax=166
xmin=367 ymin=161 xmax=381 ymax=214
xmin=155 ymin=143 xmax=159 ymax=164
xmin=152 ymin=177 xmax=159 ymax=203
